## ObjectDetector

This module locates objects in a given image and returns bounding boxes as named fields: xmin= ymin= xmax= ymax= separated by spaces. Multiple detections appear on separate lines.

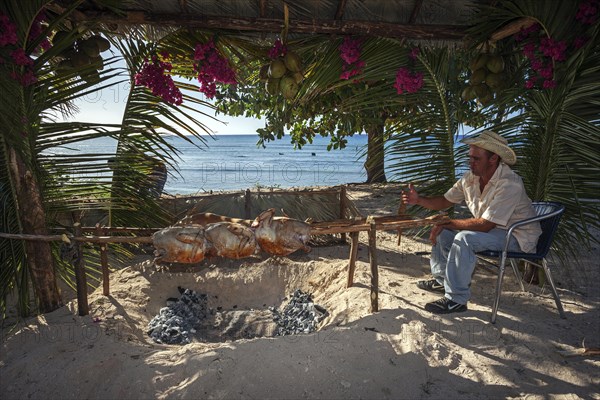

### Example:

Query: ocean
xmin=56 ymin=134 xmax=371 ymax=194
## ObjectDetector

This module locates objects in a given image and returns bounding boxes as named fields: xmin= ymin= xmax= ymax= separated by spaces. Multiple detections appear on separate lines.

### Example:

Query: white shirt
xmin=444 ymin=163 xmax=542 ymax=253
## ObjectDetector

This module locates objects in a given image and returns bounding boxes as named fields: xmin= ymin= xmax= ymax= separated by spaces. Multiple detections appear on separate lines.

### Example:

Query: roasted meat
xmin=176 ymin=212 xmax=252 ymax=227
xmin=251 ymin=208 xmax=311 ymax=256
xmin=204 ymin=222 xmax=257 ymax=259
xmin=152 ymin=225 xmax=209 ymax=263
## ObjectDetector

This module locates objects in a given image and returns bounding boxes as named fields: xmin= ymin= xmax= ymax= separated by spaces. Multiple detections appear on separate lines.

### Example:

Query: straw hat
xmin=460 ymin=130 xmax=516 ymax=166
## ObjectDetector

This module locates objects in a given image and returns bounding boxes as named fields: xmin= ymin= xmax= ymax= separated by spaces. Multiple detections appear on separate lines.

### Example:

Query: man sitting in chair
xmin=402 ymin=130 xmax=541 ymax=314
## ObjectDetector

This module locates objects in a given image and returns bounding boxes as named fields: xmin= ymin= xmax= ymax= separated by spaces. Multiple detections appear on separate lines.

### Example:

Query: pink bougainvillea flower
xmin=522 ymin=42 xmax=536 ymax=59
xmin=339 ymin=37 xmax=365 ymax=80
xmin=576 ymin=0 xmax=599 ymax=24
xmin=538 ymin=65 xmax=554 ymax=80
xmin=394 ymin=67 xmax=424 ymax=94
xmin=340 ymin=60 xmax=365 ymax=80
xmin=193 ymin=39 xmax=237 ymax=99
xmin=539 ymin=37 xmax=567 ymax=61
xmin=530 ymin=58 xmax=543 ymax=71
xmin=524 ymin=79 xmax=535 ymax=89
xmin=542 ymin=79 xmax=556 ymax=89
xmin=339 ymin=36 xmax=362 ymax=65
xmin=10 ymin=69 xmax=38 ymax=86
xmin=10 ymin=48 xmax=34 ymax=66
xmin=268 ymin=38 xmax=287 ymax=59
xmin=134 ymin=55 xmax=183 ymax=105
xmin=0 ymin=13 xmax=18 ymax=46
xmin=409 ymin=47 xmax=420 ymax=61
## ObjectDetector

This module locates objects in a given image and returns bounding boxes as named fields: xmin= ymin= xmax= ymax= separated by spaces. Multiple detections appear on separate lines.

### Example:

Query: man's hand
xmin=429 ymin=223 xmax=446 ymax=245
xmin=402 ymin=183 xmax=420 ymax=205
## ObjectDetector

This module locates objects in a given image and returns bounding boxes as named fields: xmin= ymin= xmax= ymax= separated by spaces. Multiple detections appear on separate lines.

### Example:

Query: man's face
xmin=468 ymin=145 xmax=496 ymax=177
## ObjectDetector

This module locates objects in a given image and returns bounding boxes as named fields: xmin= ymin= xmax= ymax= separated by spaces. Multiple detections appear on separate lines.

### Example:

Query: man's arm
xmin=402 ymin=183 xmax=453 ymax=211
xmin=440 ymin=218 xmax=496 ymax=232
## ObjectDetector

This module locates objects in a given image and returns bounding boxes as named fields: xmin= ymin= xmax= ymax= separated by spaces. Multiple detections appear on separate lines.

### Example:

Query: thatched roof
xmin=57 ymin=0 xmax=496 ymax=42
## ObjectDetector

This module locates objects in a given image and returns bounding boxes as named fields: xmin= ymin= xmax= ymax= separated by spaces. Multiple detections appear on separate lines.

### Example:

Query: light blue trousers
xmin=430 ymin=228 xmax=521 ymax=305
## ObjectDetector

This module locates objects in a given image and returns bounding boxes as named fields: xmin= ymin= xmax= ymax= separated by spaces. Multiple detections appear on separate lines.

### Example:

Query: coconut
xmin=80 ymin=39 xmax=100 ymax=58
xmin=470 ymin=68 xmax=487 ymax=85
xmin=469 ymin=54 xmax=489 ymax=72
xmin=485 ymin=72 xmax=505 ymax=90
xmin=81 ymin=70 xmax=100 ymax=84
xmin=265 ymin=78 xmax=280 ymax=95
xmin=268 ymin=58 xmax=287 ymax=79
xmin=486 ymin=55 xmax=505 ymax=74
xmin=280 ymin=76 xmax=299 ymax=99
xmin=55 ymin=59 xmax=74 ymax=74
xmin=89 ymin=55 xmax=104 ymax=70
xmin=461 ymin=86 xmax=476 ymax=101
xmin=292 ymin=71 xmax=304 ymax=84
xmin=479 ymin=91 xmax=494 ymax=106
xmin=71 ymin=51 xmax=90 ymax=67
xmin=473 ymin=83 xmax=491 ymax=98
xmin=283 ymin=51 xmax=302 ymax=72
xmin=89 ymin=35 xmax=111 ymax=52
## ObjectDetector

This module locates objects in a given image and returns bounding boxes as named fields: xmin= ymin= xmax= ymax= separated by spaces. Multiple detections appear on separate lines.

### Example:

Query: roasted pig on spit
xmin=176 ymin=212 xmax=252 ymax=227
xmin=152 ymin=225 xmax=209 ymax=263
xmin=204 ymin=222 xmax=257 ymax=259
xmin=251 ymin=208 xmax=312 ymax=256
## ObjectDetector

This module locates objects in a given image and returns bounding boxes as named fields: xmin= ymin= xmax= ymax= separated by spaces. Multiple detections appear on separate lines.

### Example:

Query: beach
xmin=1 ymin=183 xmax=599 ymax=399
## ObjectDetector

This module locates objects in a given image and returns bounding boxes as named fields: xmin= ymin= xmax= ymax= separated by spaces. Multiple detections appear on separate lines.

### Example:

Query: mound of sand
xmin=1 ymin=184 xmax=599 ymax=399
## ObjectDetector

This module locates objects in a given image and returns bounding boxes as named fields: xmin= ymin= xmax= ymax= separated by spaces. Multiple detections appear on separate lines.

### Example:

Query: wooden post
xmin=339 ymin=186 xmax=347 ymax=242
xmin=244 ymin=189 xmax=252 ymax=219
xmin=96 ymin=224 xmax=110 ymax=296
xmin=368 ymin=217 xmax=378 ymax=312
xmin=347 ymin=231 xmax=359 ymax=288
xmin=73 ymin=222 xmax=89 ymax=316
xmin=397 ymin=194 xmax=406 ymax=246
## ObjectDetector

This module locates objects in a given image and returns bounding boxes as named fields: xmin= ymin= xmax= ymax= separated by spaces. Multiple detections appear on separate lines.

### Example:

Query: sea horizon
xmin=52 ymin=134 xmax=375 ymax=194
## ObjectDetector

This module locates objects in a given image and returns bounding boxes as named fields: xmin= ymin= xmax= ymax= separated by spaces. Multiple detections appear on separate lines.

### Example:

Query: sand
xmin=1 ymin=183 xmax=599 ymax=399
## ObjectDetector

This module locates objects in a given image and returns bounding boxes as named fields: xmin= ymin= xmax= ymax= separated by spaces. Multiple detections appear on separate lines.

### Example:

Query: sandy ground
xmin=1 ymin=183 xmax=599 ymax=400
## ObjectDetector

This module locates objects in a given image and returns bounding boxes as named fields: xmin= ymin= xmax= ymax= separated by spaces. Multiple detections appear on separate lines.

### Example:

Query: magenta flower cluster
xmin=268 ymin=38 xmax=287 ymax=59
xmin=516 ymin=1 xmax=597 ymax=90
xmin=339 ymin=36 xmax=365 ymax=80
xmin=394 ymin=67 xmax=424 ymax=94
xmin=576 ymin=0 xmax=599 ymax=24
xmin=193 ymin=39 xmax=237 ymax=99
xmin=0 ymin=13 xmax=18 ymax=46
xmin=0 ymin=12 xmax=39 ymax=86
xmin=134 ymin=55 xmax=183 ymax=105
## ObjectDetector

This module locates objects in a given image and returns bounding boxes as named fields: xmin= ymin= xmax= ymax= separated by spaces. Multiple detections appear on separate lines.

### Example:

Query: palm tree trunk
xmin=7 ymin=147 xmax=62 ymax=313
xmin=364 ymin=122 xmax=387 ymax=183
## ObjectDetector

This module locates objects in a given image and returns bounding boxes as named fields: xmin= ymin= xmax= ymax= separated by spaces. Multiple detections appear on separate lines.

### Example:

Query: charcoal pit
xmin=142 ymin=258 xmax=333 ymax=344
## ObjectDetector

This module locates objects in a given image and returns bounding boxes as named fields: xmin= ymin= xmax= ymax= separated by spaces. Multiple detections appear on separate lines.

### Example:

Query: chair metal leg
xmin=509 ymin=258 xmax=525 ymax=292
xmin=491 ymin=253 xmax=508 ymax=324
xmin=541 ymin=258 xmax=566 ymax=319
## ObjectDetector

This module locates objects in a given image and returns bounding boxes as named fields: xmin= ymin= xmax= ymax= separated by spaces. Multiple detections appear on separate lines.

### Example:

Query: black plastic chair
xmin=477 ymin=201 xmax=566 ymax=323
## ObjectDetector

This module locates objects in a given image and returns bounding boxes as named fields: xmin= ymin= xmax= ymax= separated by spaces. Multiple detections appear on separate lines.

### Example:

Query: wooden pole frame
xmin=1 ymin=211 xmax=448 ymax=315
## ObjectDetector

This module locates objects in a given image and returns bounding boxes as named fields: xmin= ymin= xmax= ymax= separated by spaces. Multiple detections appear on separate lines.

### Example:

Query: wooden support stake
xmin=347 ymin=231 xmax=359 ymax=288
xmin=397 ymin=195 xmax=406 ymax=246
xmin=73 ymin=222 xmax=89 ymax=316
xmin=244 ymin=189 xmax=252 ymax=219
xmin=96 ymin=224 xmax=110 ymax=296
xmin=368 ymin=217 xmax=378 ymax=313
xmin=339 ymin=186 xmax=347 ymax=243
